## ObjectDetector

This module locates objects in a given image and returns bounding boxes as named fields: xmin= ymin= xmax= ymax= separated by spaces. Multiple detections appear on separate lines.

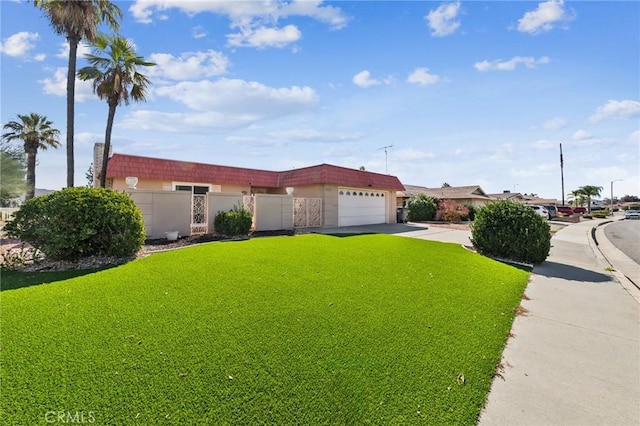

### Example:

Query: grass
xmin=1 ymin=234 xmax=529 ymax=424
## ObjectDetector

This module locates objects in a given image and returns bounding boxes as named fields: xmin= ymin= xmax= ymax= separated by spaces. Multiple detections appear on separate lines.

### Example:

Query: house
xmin=397 ymin=184 xmax=494 ymax=207
xmin=487 ymin=190 xmax=525 ymax=203
xmin=100 ymin=145 xmax=404 ymax=228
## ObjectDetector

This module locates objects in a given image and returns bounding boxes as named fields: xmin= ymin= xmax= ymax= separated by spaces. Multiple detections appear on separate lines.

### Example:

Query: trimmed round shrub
xmin=214 ymin=207 xmax=253 ymax=237
xmin=406 ymin=194 xmax=438 ymax=222
xmin=470 ymin=200 xmax=551 ymax=265
xmin=4 ymin=187 xmax=145 ymax=261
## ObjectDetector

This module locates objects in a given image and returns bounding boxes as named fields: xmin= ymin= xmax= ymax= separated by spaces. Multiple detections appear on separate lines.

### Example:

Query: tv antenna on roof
xmin=378 ymin=144 xmax=394 ymax=174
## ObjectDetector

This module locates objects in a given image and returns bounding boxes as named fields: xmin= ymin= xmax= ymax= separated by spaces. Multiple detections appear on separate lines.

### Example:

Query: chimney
xmin=503 ymin=190 xmax=511 ymax=194
xmin=93 ymin=143 xmax=113 ymax=187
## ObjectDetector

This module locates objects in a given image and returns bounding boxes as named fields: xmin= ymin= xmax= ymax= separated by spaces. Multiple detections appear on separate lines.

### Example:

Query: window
xmin=173 ymin=183 xmax=212 ymax=194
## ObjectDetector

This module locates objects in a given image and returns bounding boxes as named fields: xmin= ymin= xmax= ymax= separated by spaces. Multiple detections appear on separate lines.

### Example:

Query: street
xmin=604 ymin=219 xmax=640 ymax=265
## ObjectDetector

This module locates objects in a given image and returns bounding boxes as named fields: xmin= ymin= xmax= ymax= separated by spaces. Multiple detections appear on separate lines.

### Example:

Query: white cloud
xmin=130 ymin=0 xmax=348 ymax=27
xmin=407 ymin=67 xmax=441 ymax=86
xmin=0 ymin=31 xmax=39 ymax=58
xmin=130 ymin=0 xmax=347 ymax=49
xmin=572 ymin=129 xmax=592 ymax=140
xmin=511 ymin=163 xmax=556 ymax=178
xmin=267 ymin=129 xmax=364 ymax=143
xmin=155 ymin=78 xmax=317 ymax=113
xmin=191 ymin=26 xmax=207 ymax=39
xmin=56 ymin=41 xmax=91 ymax=59
xmin=629 ymin=130 xmax=640 ymax=144
xmin=474 ymin=56 xmax=550 ymax=71
xmin=425 ymin=2 xmax=461 ymax=37
xmin=589 ymin=100 xmax=640 ymax=122
xmin=39 ymin=67 xmax=96 ymax=102
xmin=121 ymin=78 xmax=319 ymax=132
xmin=227 ymin=24 xmax=301 ymax=48
xmin=394 ymin=148 xmax=436 ymax=161
xmin=148 ymin=50 xmax=230 ymax=80
xmin=540 ymin=116 xmax=568 ymax=130
xmin=517 ymin=0 xmax=573 ymax=34
xmin=33 ymin=53 xmax=46 ymax=62
xmin=120 ymin=110 xmax=257 ymax=132
xmin=352 ymin=70 xmax=393 ymax=88
xmin=532 ymin=140 xmax=557 ymax=150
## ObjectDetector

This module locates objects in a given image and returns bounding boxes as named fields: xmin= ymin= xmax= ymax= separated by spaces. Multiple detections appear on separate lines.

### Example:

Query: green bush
xmin=463 ymin=203 xmax=477 ymax=221
xmin=214 ymin=206 xmax=253 ymax=237
xmin=4 ymin=187 xmax=145 ymax=261
xmin=622 ymin=204 xmax=640 ymax=211
xmin=591 ymin=209 xmax=608 ymax=218
xmin=406 ymin=194 xmax=438 ymax=222
xmin=470 ymin=200 xmax=551 ymax=265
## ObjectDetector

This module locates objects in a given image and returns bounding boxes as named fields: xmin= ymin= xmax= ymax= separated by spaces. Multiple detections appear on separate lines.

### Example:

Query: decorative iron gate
xmin=243 ymin=195 xmax=255 ymax=216
xmin=293 ymin=198 xmax=322 ymax=228
xmin=191 ymin=194 xmax=207 ymax=235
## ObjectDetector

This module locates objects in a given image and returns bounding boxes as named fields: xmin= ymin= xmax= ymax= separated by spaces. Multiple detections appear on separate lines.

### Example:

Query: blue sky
xmin=1 ymin=0 xmax=639 ymax=200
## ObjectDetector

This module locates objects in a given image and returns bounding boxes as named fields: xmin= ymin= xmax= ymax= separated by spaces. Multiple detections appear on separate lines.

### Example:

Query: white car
xmin=530 ymin=205 xmax=549 ymax=219
xmin=624 ymin=209 xmax=639 ymax=219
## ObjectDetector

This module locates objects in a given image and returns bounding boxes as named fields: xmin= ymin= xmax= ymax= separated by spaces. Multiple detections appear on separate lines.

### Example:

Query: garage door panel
xmin=338 ymin=188 xmax=386 ymax=226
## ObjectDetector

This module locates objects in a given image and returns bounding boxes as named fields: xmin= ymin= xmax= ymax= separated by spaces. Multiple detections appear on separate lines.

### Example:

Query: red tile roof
xmin=106 ymin=154 xmax=404 ymax=191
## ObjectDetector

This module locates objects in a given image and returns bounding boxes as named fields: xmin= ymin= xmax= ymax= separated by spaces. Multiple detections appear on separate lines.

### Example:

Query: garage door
xmin=338 ymin=188 xmax=387 ymax=227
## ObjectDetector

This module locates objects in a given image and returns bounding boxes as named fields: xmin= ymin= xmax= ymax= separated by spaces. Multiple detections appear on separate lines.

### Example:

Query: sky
xmin=1 ymin=0 xmax=639 ymax=201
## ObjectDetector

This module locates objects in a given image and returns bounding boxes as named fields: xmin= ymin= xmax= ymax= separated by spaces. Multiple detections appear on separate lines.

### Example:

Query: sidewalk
xmin=478 ymin=219 xmax=640 ymax=425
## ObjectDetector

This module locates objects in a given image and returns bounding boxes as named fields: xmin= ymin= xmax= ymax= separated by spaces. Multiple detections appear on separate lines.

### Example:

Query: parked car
xmin=573 ymin=207 xmax=586 ymax=214
xmin=556 ymin=206 xmax=574 ymax=215
xmin=624 ymin=210 xmax=639 ymax=219
xmin=530 ymin=205 xmax=549 ymax=219
xmin=544 ymin=205 xmax=558 ymax=219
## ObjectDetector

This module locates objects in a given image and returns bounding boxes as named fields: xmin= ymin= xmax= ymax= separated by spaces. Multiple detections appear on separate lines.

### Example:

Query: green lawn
xmin=1 ymin=234 xmax=529 ymax=424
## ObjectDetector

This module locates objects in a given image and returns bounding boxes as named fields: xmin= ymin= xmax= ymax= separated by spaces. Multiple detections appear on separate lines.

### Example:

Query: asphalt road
xmin=604 ymin=219 xmax=640 ymax=265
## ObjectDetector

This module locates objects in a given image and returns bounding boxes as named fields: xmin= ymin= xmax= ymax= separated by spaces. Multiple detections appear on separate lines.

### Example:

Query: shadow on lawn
xmin=320 ymin=232 xmax=377 ymax=238
xmin=1 ymin=266 xmax=115 ymax=292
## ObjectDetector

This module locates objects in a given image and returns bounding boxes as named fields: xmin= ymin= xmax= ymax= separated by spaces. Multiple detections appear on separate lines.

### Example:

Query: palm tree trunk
xmin=25 ymin=146 xmax=36 ymax=201
xmin=66 ymin=37 xmax=79 ymax=188
xmin=100 ymin=102 xmax=117 ymax=188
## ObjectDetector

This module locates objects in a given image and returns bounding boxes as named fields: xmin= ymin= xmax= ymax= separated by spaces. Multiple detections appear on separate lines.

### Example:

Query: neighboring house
xmin=521 ymin=195 xmax=560 ymax=206
xmin=487 ymin=190 xmax=525 ymax=203
xmin=102 ymin=148 xmax=404 ymax=228
xmin=398 ymin=184 xmax=494 ymax=207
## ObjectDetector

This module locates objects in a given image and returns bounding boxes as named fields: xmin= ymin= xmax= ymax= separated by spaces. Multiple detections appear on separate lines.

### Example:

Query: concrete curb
xmin=590 ymin=220 xmax=640 ymax=304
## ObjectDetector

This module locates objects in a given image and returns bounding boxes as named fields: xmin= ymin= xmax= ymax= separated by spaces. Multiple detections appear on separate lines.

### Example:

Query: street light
xmin=610 ymin=179 xmax=622 ymax=215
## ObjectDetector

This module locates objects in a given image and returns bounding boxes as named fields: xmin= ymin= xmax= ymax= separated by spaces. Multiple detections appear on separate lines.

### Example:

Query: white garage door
xmin=338 ymin=188 xmax=387 ymax=227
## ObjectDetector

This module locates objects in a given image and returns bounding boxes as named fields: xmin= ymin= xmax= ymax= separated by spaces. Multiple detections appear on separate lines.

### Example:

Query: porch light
xmin=125 ymin=176 xmax=138 ymax=189
xmin=286 ymin=187 xmax=294 ymax=195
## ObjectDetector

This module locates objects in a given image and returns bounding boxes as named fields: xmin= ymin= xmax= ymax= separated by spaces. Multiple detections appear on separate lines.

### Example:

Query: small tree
xmin=406 ymin=194 xmax=438 ymax=222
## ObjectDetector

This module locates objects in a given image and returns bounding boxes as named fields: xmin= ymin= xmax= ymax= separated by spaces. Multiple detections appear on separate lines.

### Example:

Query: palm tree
xmin=579 ymin=185 xmax=603 ymax=213
xmin=79 ymin=34 xmax=155 ymax=188
xmin=567 ymin=189 xmax=586 ymax=208
xmin=34 ymin=0 xmax=121 ymax=188
xmin=2 ymin=114 xmax=60 ymax=200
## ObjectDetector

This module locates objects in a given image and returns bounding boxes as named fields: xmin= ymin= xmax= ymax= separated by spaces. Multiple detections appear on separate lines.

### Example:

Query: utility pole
xmin=560 ymin=143 xmax=565 ymax=206
xmin=378 ymin=145 xmax=393 ymax=174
